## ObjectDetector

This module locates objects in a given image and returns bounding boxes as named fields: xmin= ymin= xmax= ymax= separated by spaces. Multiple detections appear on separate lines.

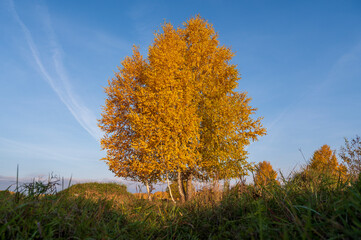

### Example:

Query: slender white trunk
xmin=145 ymin=181 xmax=152 ymax=201
xmin=166 ymin=172 xmax=176 ymax=203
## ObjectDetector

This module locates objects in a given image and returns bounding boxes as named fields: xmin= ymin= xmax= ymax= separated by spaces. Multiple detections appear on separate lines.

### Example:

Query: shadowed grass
xmin=1 ymin=174 xmax=361 ymax=239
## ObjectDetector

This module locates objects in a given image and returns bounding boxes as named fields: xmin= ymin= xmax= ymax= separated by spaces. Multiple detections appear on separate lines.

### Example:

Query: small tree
xmin=307 ymin=145 xmax=347 ymax=182
xmin=254 ymin=161 xmax=279 ymax=186
xmin=339 ymin=135 xmax=361 ymax=181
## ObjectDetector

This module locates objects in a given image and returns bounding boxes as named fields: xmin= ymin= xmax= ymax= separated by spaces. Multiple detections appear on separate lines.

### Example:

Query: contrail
xmin=8 ymin=0 xmax=102 ymax=140
xmin=0 ymin=137 xmax=92 ymax=163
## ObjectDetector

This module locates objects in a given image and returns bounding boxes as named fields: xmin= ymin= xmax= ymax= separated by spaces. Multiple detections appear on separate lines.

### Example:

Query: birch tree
xmin=254 ymin=161 xmax=279 ymax=186
xmin=308 ymin=144 xmax=348 ymax=182
xmin=99 ymin=16 xmax=266 ymax=201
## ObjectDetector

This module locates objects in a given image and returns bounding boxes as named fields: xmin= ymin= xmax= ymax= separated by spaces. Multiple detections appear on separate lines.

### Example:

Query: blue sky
xmin=1 ymin=0 xmax=361 ymax=188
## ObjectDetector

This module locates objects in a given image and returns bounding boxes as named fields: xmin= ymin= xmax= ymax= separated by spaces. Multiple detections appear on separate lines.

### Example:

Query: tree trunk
xmin=186 ymin=173 xmax=193 ymax=201
xmin=177 ymin=169 xmax=186 ymax=203
xmin=166 ymin=172 xmax=176 ymax=203
xmin=145 ymin=180 xmax=152 ymax=201
xmin=213 ymin=175 xmax=220 ymax=201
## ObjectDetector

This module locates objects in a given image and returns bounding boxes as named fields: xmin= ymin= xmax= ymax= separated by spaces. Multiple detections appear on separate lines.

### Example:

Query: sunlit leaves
xmin=307 ymin=145 xmax=348 ymax=181
xmin=99 ymin=16 xmax=266 ymax=189
xmin=254 ymin=161 xmax=279 ymax=186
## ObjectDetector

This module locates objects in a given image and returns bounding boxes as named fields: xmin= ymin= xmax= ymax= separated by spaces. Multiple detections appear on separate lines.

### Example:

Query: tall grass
xmin=1 ymin=172 xmax=361 ymax=239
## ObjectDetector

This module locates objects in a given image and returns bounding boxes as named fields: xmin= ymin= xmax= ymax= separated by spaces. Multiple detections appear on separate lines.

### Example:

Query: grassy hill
xmin=59 ymin=182 xmax=134 ymax=202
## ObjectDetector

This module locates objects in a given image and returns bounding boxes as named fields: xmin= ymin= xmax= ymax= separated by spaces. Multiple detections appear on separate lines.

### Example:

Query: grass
xmin=1 ymin=174 xmax=361 ymax=239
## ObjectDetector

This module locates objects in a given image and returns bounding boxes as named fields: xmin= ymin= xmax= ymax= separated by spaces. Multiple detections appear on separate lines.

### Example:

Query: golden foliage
xmin=133 ymin=192 xmax=169 ymax=200
xmin=308 ymin=144 xmax=348 ymax=181
xmin=254 ymin=161 xmax=278 ymax=186
xmin=181 ymin=17 xmax=266 ymax=180
xmin=133 ymin=193 xmax=149 ymax=200
xmin=152 ymin=191 xmax=169 ymax=200
xmin=99 ymin=15 xmax=266 ymax=189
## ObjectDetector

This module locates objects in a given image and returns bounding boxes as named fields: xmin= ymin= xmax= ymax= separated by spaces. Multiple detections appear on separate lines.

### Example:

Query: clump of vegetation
xmin=19 ymin=173 xmax=60 ymax=200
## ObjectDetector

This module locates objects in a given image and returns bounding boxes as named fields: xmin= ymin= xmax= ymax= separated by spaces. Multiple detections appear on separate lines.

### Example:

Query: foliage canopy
xmin=254 ymin=161 xmax=278 ymax=186
xmin=307 ymin=144 xmax=347 ymax=181
xmin=99 ymin=16 xmax=266 ymax=198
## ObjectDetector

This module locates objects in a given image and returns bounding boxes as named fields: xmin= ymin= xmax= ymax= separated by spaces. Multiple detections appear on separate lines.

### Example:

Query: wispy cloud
xmin=326 ymin=42 xmax=361 ymax=85
xmin=265 ymin=40 xmax=361 ymax=133
xmin=8 ymin=0 xmax=102 ymax=140
xmin=0 ymin=137 xmax=95 ymax=164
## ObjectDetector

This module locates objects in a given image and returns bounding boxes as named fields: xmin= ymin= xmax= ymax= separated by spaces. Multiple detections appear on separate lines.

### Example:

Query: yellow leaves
xmin=254 ymin=161 xmax=279 ymax=186
xmin=307 ymin=144 xmax=348 ymax=181
xmin=99 ymin=15 xmax=266 ymax=186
